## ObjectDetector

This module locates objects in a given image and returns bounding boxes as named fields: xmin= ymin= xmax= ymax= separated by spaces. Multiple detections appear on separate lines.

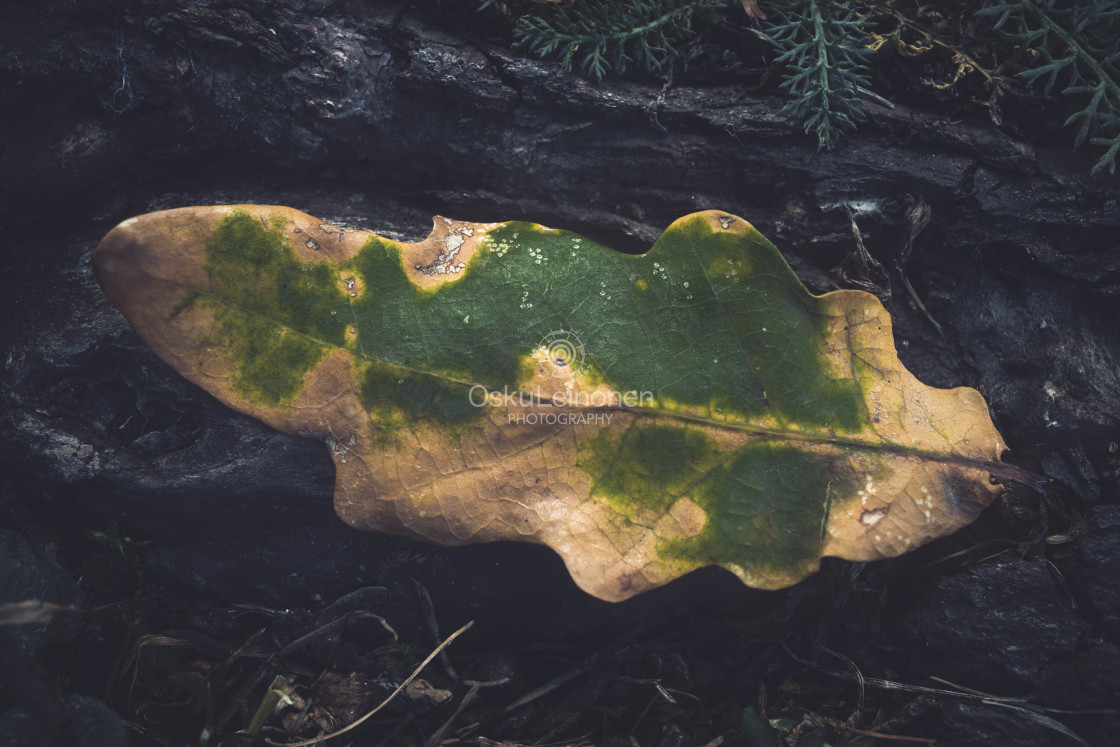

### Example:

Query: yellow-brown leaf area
xmin=814 ymin=290 xmax=1005 ymax=560
xmin=95 ymin=206 xmax=1008 ymax=602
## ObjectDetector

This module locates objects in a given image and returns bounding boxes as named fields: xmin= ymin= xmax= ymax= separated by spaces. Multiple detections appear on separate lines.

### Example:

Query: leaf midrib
xmin=192 ymin=288 xmax=992 ymax=470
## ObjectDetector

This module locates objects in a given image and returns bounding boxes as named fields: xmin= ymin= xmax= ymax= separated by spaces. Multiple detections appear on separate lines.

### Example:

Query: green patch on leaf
xmin=357 ymin=359 xmax=481 ymax=427
xmin=209 ymin=212 xmax=864 ymax=431
xmin=205 ymin=214 xmax=350 ymax=346
xmin=579 ymin=423 xmax=725 ymax=517
xmin=345 ymin=234 xmax=530 ymax=397
xmin=629 ymin=216 xmax=865 ymax=431
xmin=213 ymin=309 xmax=329 ymax=404
xmin=200 ymin=213 xmax=351 ymax=404
xmin=580 ymin=423 xmax=837 ymax=578
xmin=663 ymin=443 xmax=834 ymax=580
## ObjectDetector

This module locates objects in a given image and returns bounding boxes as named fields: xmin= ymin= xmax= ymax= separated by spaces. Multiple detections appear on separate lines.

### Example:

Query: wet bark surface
xmin=1 ymin=1 xmax=1118 ymax=744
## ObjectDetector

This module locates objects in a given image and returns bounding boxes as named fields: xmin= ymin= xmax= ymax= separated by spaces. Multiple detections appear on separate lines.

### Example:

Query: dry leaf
xmin=742 ymin=0 xmax=768 ymax=21
xmin=0 ymin=600 xmax=79 ymax=624
xmin=94 ymin=207 xmax=1007 ymax=601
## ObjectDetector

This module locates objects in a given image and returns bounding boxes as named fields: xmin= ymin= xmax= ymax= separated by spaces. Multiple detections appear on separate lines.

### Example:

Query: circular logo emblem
xmin=537 ymin=329 xmax=589 ymax=379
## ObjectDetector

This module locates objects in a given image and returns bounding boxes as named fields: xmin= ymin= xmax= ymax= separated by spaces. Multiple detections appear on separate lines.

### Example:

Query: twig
xmin=852 ymin=0 xmax=1002 ymax=86
xmin=262 ymin=620 xmax=474 ymax=746
xmin=424 ymin=682 xmax=481 ymax=747
xmin=414 ymin=579 xmax=458 ymax=679
xmin=894 ymin=195 xmax=942 ymax=334
xmin=783 ymin=641 xmax=1028 ymax=703
xmin=812 ymin=642 xmax=865 ymax=727
xmin=498 ymin=665 xmax=586 ymax=715
xmin=841 ymin=207 xmax=891 ymax=300
xmin=0 ymin=600 xmax=79 ymax=624
xmin=901 ymin=538 xmax=1016 ymax=576
xmin=806 ymin=712 xmax=936 ymax=743
xmin=783 ymin=643 xmax=1093 ymax=747
xmin=895 ymin=266 xmax=943 ymax=335
xmin=426 ymin=678 xmax=508 ymax=746
xmin=807 ymin=710 xmax=936 ymax=743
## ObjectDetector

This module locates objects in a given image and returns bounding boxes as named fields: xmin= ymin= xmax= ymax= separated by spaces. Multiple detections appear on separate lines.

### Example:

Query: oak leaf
xmin=94 ymin=206 xmax=1008 ymax=601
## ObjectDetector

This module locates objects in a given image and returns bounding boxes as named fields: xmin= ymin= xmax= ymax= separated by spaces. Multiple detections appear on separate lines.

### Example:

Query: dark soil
xmin=1 ymin=1 xmax=1118 ymax=745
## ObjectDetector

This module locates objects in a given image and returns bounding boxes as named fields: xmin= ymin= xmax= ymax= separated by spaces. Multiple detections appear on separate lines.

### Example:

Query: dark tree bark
xmin=1 ymin=1 xmax=1118 ymax=743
